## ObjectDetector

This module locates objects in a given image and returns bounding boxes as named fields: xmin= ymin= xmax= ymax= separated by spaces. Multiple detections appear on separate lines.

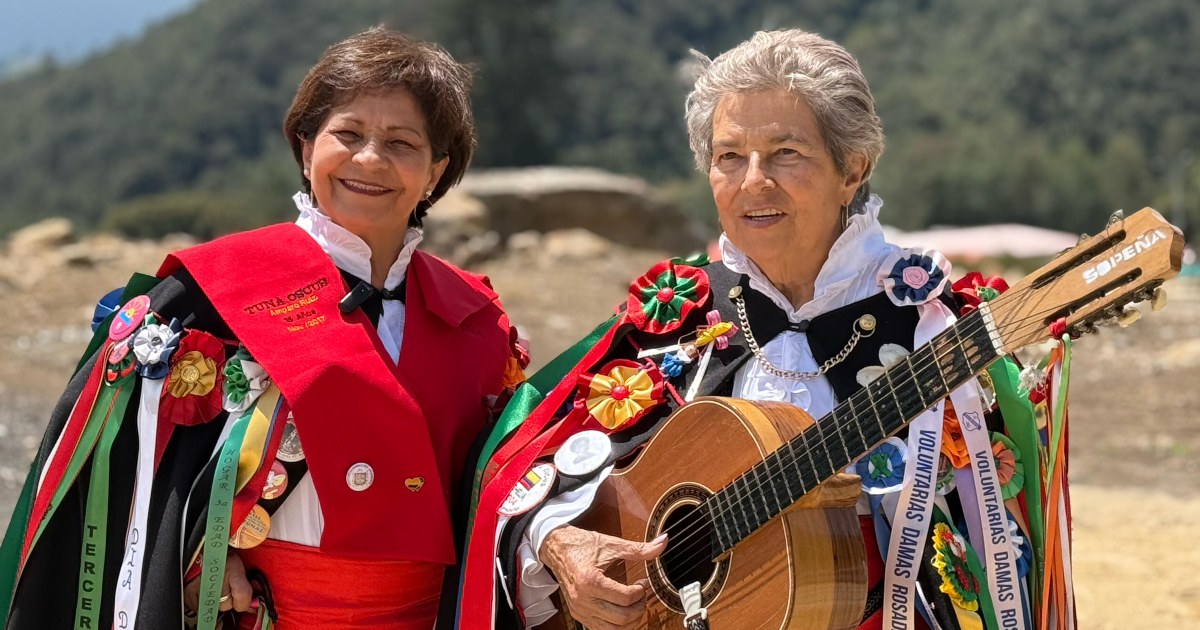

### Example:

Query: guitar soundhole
xmin=647 ymin=484 xmax=730 ymax=613
xmin=659 ymin=504 xmax=715 ymax=590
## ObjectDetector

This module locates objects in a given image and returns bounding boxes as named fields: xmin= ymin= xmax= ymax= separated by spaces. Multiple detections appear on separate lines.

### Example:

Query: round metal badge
xmin=261 ymin=461 xmax=288 ymax=501
xmin=498 ymin=462 xmax=556 ymax=517
xmin=108 ymin=295 xmax=151 ymax=341
xmin=554 ymin=430 xmax=612 ymax=476
xmin=229 ymin=504 xmax=271 ymax=549
xmin=346 ymin=462 xmax=374 ymax=491
xmin=275 ymin=416 xmax=305 ymax=463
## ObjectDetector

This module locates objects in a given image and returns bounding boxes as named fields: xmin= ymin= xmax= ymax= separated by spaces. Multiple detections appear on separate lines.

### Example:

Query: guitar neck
xmin=707 ymin=306 xmax=1003 ymax=558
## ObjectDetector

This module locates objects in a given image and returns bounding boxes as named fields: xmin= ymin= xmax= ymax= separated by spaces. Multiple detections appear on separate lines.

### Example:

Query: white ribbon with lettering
xmin=881 ymin=300 xmax=950 ymax=630
xmin=950 ymin=379 xmax=1027 ymax=630
xmin=112 ymin=378 xmax=162 ymax=629
xmin=882 ymin=402 xmax=944 ymax=630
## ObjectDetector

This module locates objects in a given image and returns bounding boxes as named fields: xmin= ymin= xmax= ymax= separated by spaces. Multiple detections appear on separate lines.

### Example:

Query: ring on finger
xmin=219 ymin=594 xmax=231 ymax=603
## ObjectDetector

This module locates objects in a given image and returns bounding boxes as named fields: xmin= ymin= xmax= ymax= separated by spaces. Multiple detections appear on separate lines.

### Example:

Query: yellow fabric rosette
xmin=584 ymin=364 xmax=660 ymax=430
xmin=167 ymin=350 xmax=218 ymax=398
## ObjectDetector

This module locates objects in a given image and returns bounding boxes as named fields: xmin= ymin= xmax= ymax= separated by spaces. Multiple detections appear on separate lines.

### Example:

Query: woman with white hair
xmin=459 ymin=29 xmax=1029 ymax=630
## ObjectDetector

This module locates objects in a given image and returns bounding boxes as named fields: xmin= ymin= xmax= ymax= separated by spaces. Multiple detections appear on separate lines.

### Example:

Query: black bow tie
xmin=336 ymin=270 xmax=406 ymax=330
xmin=338 ymin=278 xmax=407 ymax=313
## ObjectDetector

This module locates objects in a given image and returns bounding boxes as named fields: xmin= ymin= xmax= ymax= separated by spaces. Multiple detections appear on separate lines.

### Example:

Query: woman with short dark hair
xmin=0 ymin=27 xmax=526 ymax=630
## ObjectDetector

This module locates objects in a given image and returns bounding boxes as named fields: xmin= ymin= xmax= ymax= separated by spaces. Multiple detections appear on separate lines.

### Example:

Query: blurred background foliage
xmin=1 ymin=0 xmax=1198 ymax=240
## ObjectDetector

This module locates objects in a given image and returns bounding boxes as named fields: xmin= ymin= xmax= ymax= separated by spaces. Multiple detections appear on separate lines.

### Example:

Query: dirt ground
xmin=0 ymin=234 xmax=1197 ymax=628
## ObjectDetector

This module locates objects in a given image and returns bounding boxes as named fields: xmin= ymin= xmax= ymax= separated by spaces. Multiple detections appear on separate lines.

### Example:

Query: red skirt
xmin=236 ymin=539 xmax=443 ymax=630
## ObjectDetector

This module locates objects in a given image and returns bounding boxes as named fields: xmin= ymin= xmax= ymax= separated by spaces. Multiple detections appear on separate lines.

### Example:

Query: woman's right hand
xmin=183 ymin=550 xmax=254 ymax=613
xmin=540 ymin=525 xmax=667 ymax=630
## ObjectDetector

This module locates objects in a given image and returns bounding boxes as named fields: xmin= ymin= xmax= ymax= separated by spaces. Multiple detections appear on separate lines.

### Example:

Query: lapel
xmin=394 ymin=250 xmax=499 ymax=414
xmin=407 ymin=251 xmax=494 ymax=327
xmin=345 ymin=250 xmax=496 ymax=378
xmin=806 ymin=292 xmax=923 ymax=401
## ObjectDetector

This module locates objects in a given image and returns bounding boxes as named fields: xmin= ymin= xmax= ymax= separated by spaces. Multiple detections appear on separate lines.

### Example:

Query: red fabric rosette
xmin=160 ymin=329 xmax=227 ymax=426
xmin=625 ymin=260 xmax=710 ymax=334
xmin=951 ymin=271 xmax=1009 ymax=315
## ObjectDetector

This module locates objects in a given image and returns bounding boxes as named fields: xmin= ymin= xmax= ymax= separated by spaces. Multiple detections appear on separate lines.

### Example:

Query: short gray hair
xmin=685 ymin=29 xmax=884 ymax=212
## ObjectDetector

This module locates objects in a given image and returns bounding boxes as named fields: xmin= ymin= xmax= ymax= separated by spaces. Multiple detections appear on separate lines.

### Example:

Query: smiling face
xmin=301 ymin=88 xmax=448 ymax=239
xmin=708 ymin=89 xmax=866 ymax=275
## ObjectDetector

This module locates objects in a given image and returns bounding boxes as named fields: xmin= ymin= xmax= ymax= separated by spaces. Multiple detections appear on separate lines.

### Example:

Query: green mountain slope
xmin=1 ymin=0 xmax=1198 ymax=238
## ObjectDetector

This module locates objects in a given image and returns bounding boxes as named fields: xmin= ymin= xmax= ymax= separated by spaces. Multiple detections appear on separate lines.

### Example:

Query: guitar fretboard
xmin=706 ymin=307 xmax=999 ymax=558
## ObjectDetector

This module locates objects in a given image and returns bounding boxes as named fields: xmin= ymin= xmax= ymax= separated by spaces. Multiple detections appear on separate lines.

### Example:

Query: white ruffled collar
xmin=293 ymin=192 xmax=423 ymax=290
xmin=719 ymin=194 xmax=898 ymax=322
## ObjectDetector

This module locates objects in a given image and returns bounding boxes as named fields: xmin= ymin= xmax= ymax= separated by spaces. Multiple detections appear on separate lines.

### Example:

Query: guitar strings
xmin=607 ymin=313 xmax=1000 ymax=583
xmin=610 ymin=298 xmax=1084 ymax=583
xmin=689 ymin=290 xmax=1081 ymax=529
xmin=567 ymin=262 xmax=1146 ymax=592
xmin=652 ymin=292 xmax=1098 ymax=574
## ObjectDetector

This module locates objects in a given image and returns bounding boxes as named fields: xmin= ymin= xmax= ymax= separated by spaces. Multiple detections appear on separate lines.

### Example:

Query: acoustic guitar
xmin=545 ymin=208 xmax=1185 ymax=630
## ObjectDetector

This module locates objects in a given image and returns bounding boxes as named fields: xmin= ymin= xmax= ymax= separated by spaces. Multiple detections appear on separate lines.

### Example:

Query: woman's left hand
xmin=183 ymin=550 xmax=254 ymax=613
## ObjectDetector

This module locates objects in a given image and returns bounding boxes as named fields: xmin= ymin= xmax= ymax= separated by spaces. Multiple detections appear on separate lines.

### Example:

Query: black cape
xmin=492 ymin=260 xmax=968 ymax=630
xmin=3 ymin=267 xmax=485 ymax=630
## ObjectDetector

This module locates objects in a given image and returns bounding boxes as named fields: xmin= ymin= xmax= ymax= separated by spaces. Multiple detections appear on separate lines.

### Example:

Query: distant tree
xmin=435 ymin=0 xmax=569 ymax=168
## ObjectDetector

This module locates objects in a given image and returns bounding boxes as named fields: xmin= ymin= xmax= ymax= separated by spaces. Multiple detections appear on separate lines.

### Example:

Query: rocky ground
xmin=0 ymin=218 xmax=1197 ymax=628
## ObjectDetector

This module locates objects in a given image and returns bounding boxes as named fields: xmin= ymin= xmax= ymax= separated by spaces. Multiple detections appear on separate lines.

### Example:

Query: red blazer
xmin=161 ymin=223 xmax=515 ymax=564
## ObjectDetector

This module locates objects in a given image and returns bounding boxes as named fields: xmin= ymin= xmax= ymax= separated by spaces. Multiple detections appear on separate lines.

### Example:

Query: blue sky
xmin=0 ymin=0 xmax=199 ymax=62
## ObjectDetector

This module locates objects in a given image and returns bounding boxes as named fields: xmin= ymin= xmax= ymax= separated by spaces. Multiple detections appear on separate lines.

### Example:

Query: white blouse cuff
xmin=514 ymin=465 xmax=614 ymax=627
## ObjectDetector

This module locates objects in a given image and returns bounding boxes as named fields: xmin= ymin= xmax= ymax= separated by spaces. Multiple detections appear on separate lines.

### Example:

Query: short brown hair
xmin=283 ymin=27 xmax=476 ymax=227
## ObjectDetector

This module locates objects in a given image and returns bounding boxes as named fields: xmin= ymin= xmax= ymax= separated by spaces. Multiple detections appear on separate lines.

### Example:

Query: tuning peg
xmin=1076 ymin=232 xmax=1090 ymax=245
xmin=1151 ymin=286 xmax=1168 ymax=312
xmin=1117 ymin=305 xmax=1142 ymax=327
xmin=1107 ymin=209 xmax=1124 ymax=227
xmin=1072 ymin=320 xmax=1099 ymax=336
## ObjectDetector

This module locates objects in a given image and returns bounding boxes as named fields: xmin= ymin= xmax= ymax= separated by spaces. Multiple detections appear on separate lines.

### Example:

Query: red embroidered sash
xmin=160 ymin=223 xmax=454 ymax=563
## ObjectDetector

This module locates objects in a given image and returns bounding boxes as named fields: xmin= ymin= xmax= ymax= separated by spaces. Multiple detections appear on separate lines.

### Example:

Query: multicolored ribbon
xmin=74 ymin=346 xmax=139 ymax=630
xmin=197 ymin=386 xmax=282 ymax=630
xmin=458 ymin=313 xmax=629 ymax=629
xmin=1039 ymin=337 xmax=1075 ymax=630
xmin=0 ymin=275 xmax=161 ymax=625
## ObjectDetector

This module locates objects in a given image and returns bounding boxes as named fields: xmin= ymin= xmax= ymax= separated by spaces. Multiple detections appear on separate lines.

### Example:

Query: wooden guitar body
xmin=553 ymin=397 xmax=868 ymax=630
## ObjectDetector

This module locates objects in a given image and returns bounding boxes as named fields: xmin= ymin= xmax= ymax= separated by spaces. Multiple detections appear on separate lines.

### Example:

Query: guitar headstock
xmin=987 ymin=208 xmax=1185 ymax=352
